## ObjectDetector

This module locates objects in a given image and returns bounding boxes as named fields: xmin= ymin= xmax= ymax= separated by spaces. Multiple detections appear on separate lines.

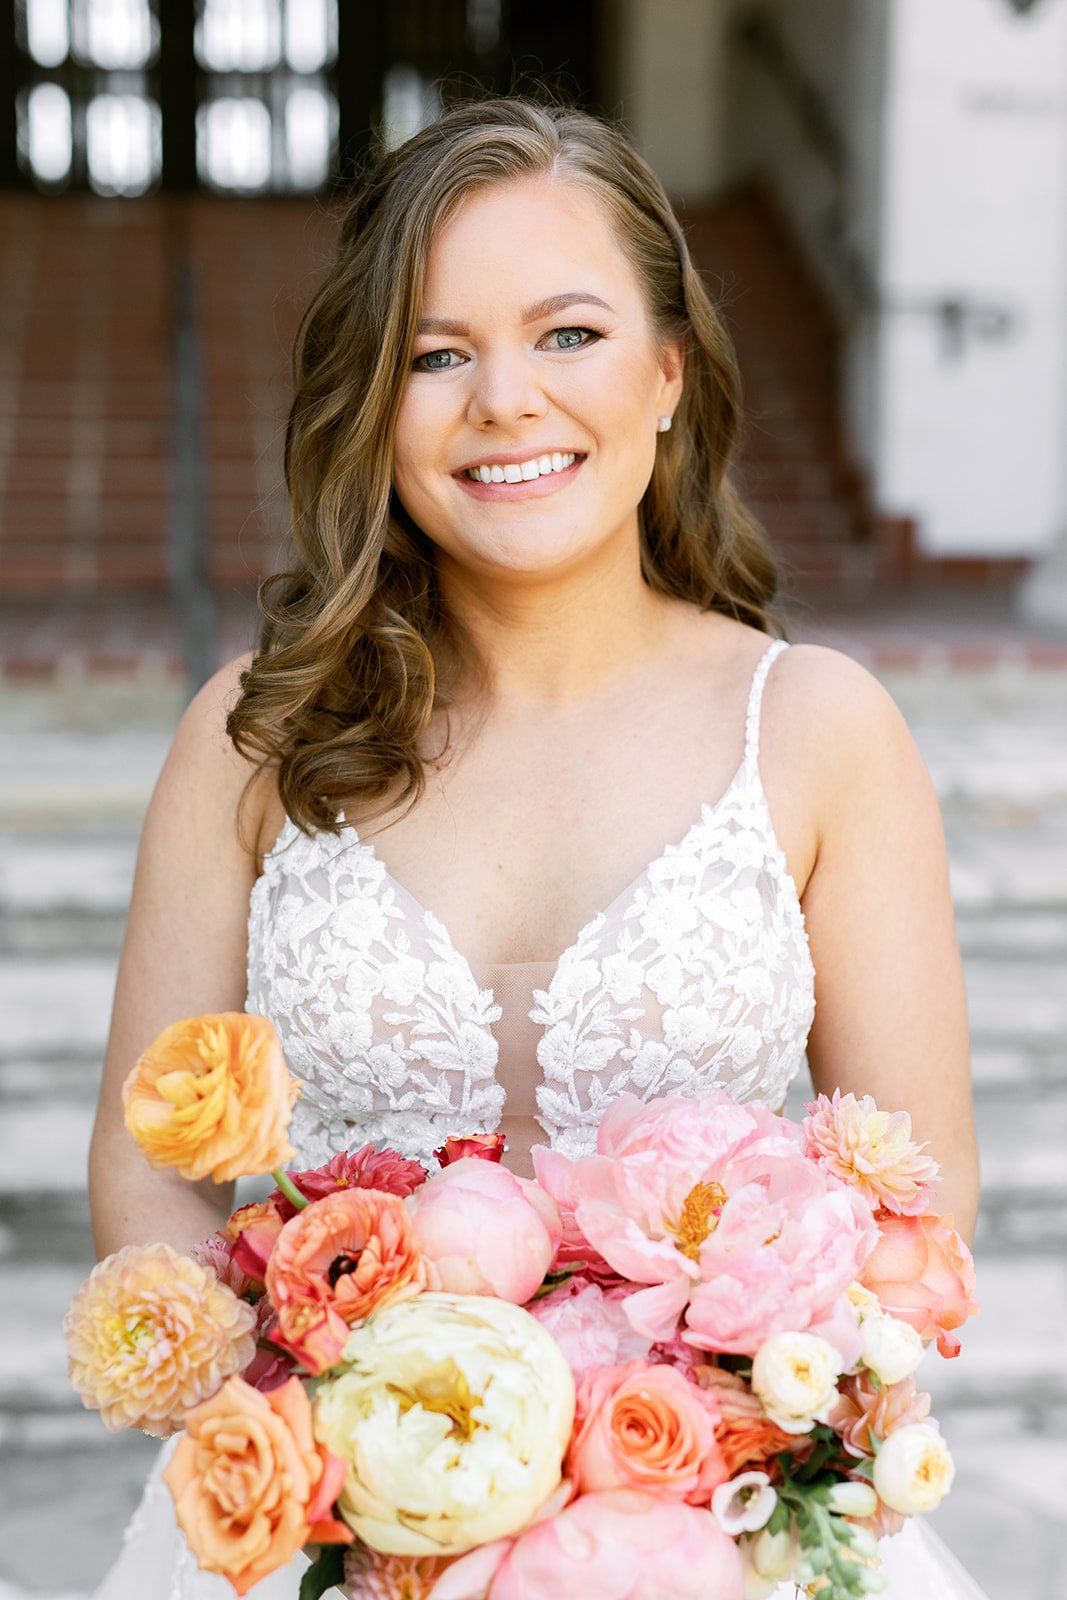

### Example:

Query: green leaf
xmin=299 ymin=1545 xmax=347 ymax=1600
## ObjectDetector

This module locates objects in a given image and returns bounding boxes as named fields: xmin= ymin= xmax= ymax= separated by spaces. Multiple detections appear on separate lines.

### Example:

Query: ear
xmin=656 ymin=338 xmax=685 ymax=418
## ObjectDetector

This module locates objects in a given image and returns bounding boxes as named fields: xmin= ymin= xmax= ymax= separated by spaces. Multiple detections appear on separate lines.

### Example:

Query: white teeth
xmin=466 ymin=452 xmax=578 ymax=483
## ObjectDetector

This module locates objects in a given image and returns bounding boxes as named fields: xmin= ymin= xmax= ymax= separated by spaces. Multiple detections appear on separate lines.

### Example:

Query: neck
xmin=437 ymin=532 xmax=677 ymax=708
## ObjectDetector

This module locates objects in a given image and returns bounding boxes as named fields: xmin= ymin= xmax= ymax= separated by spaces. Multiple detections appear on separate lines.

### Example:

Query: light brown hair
xmin=228 ymin=97 xmax=780 ymax=835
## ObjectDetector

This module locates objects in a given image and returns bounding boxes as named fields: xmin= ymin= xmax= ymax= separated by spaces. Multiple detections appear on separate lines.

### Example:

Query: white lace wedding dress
xmin=90 ymin=639 xmax=988 ymax=1600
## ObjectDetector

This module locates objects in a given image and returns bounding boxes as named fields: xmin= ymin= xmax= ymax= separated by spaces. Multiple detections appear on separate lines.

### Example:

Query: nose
xmin=466 ymin=347 xmax=548 ymax=431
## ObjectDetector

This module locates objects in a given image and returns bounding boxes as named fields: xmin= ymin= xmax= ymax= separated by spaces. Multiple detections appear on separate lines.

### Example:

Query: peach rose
xmin=164 ymin=1375 xmax=351 ymax=1595
xmin=568 ymin=1360 xmax=729 ymax=1504
xmin=123 ymin=1012 xmax=298 ymax=1182
xmin=860 ymin=1213 xmax=978 ymax=1358
xmin=266 ymin=1187 xmax=426 ymax=1374
xmin=692 ymin=1366 xmax=800 ymax=1478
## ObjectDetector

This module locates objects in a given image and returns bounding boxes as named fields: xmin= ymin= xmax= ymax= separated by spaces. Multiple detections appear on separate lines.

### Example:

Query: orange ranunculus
xmin=123 ymin=1012 xmax=298 ymax=1182
xmin=860 ymin=1213 xmax=979 ymax=1358
xmin=164 ymin=1375 xmax=352 ymax=1595
xmin=64 ymin=1243 xmax=257 ymax=1437
xmin=265 ymin=1188 xmax=426 ymax=1374
xmin=693 ymin=1366 xmax=799 ymax=1478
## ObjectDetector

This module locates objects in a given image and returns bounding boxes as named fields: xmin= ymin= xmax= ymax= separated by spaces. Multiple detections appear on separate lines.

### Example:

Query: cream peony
xmin=872 ymin=1422 xmax=955 ymax=1514
xmin=750 ymin=1332 xmax=843 ymax=1434
xmin=312 ymin=1293 xmax=575 ymax=1557
xmin=860 ymin=1312 xmax=925 ymax=1386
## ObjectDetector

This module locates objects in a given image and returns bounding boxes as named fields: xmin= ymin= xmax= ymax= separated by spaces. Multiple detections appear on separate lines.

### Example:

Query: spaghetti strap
xmin=744 ymin=638 xmax=789 ymax=766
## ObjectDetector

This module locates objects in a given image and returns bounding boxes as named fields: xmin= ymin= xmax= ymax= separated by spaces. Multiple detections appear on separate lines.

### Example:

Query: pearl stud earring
xmin=657 ymin=415 xmax=672 ymax=433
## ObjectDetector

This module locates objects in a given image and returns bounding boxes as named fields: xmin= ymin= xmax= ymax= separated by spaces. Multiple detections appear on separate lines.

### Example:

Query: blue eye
xmin=545 ymin=327 xmax=599 ymax=351
xmin=413 ymin=349 xmax=461 ymax=372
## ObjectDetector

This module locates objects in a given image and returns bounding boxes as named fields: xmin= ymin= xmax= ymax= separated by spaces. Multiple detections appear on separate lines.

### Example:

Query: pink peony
xmin=407 ymin=1158 xmax=560 ymax=1304
xmin=860 ymin=1213 xmax=978 ymax=1357
xmin=269 ymin=1147 xmax=427 ymax=1220
xmin=442 ymin=1490 xmax=743 ymax=1600
xmin=536 ymin=1089 xmax=877 ymax=1352
xmin=435 ymin=1134 xmax=506 ymax=1167
xmin=803 ymin=1091 xmax=940 ymax=1216
xmin=568 ymin=1360 xmax=729 ymax=1503
xmin=528 ymin=1277 xmax=652 ymax=1384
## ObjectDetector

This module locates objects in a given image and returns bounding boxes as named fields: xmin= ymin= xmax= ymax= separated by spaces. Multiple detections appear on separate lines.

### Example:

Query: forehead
xmin=420 ymin=175 xmax=644 ymax=315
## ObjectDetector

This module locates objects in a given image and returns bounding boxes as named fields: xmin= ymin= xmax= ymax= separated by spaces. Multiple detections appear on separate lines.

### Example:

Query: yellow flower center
xmin=673 ymin=1180 xmax=728 ymax=1260
xmin=392 ymin=1360 xmax=483 ymax=1441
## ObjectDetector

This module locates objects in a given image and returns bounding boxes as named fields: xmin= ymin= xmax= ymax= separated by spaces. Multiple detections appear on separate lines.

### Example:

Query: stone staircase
xmin=0 ymin=665 xmax=1065 ymax=1598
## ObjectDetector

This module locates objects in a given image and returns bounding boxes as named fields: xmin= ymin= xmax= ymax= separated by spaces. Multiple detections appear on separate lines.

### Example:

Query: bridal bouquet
xmin=65 ymin=1014 xmax=978 ymax=1600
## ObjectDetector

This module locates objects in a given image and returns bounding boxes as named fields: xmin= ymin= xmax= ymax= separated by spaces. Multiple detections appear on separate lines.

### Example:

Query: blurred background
xmin=0 ymin=2 xmax=1065 ymax=1597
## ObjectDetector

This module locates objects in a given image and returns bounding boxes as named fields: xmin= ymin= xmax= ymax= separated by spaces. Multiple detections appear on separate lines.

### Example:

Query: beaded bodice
xmin=246 ymin=639 xmax=815 ymax=1167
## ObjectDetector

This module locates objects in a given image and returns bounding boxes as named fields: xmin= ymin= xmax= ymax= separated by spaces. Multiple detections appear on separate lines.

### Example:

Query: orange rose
xmin=567 ymin=1360 xmax=728 ymax=1503
xmin=860 ymin=1213 xmax=979 ymax=1358
xmin=123 ymin=1012 xmax=298 ymax=1182
xmin=164 ymin=1375 xmax=351 ymax=1595
xmin=265 ymin=1188 xmax=426 ymax=1374
xmin=693 ymin=1366 xmax=799 ymax=1478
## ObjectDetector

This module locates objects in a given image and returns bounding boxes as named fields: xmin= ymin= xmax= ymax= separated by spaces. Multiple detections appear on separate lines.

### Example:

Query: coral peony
xmin=860 ymin=1213 xmax=978 ymax=1357
xmin=64 ymin=1243 xmax=256 ymax=1437
xmin=123 ymin=1012 xmax=298 ymax=1182
xmin=164 ymin=1375 xmax=351 ymax=1596
xmin=691 ymin=1366 xmax=798 ymax=1478
xmin=313 ymin=1293 xmax=575 ymax=1558
xmin=829 ymin=1371 xmax=932 ymax=1459
xmin=435 ymin=1134 xmax=506 ymax=1167
xmin=534 ymin=1088 xmax=877 ymax=1353
xmin=568 ymin=1359 xmax=728 ymax=1503
xmin=266 ymin=1188 xmax=426 ymax=1374
xmin=270 ymin=1146 xmax=428 ymax=1220
xmin=407 ymin=1158 xmax=559 ymax=1304
xmin=467 ymin=1490 xmax=744 ymax=1600
xmin=528 ymin=1277 xmax=651 ymax=1385
xmin=803 ymin=1090 xmax=940 ymax=1216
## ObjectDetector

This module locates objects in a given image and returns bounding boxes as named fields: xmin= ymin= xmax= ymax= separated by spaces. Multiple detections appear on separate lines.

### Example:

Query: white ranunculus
xmin=860 ymin=1312 xmax=925 ymax=1386
xmin=312 ymin=1293 xmax=575 ymax=1556
xmin=873 ymin=1422 xmax=955 ymax=1515
xmin=826 ymin=1480 xmax=879 ymax=1519
xmin=751 ymin=1331 xmax=843 ymax=1433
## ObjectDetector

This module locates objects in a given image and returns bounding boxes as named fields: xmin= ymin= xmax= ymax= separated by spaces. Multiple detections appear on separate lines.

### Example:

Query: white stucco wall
xmin=875 ymin=0 xmax=1067 ymax=556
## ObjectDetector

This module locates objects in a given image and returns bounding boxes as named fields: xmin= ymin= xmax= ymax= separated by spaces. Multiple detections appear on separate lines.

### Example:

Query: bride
xmin=88 ymin=98 xmax=985 ymax=1598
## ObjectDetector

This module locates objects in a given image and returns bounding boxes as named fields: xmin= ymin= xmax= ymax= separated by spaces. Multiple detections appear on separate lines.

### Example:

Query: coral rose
xmin=123 ymin=1012 xmax=298 ymax=1182
xmin=860 ymin=1213 xmax=978 ymax=1357
xmin=269 ymin=1146 xmax=428 ymax=1220
xmin=407 ymin=1157 xmax=559 ymax=1304
xmin=64 ymin=1243 xmax=256 ymax=1437
xmin=568 ymin=1360 xmax=729 ymax=1503
xmin=452 ymin=1490 xmax=744 ymax=1600
xmin=164 ymin=1375 xmax=351 ymax=1595
xmin=266 ymin=1188 xmax=426 ymax=1374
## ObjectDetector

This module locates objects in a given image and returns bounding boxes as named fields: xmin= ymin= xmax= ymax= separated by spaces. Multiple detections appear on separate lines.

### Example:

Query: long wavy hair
xmin=228 ymin=97 xmax=781 ymax=836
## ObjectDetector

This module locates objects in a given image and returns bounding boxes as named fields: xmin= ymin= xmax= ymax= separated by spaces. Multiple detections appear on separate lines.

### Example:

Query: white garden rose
xmin=751 ymin=1331 xmax=843 ymax=1433
xmin=860 ymin=1312 xmax=925 ymax=1386
xmin=312 ymin=1292 xmax=575 ymax=1556
xmin=872 ymin=1422 xmax=955 ymax=1514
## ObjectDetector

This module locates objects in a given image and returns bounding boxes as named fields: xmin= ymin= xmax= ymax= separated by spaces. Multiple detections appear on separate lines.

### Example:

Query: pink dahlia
xmin=830 ymin=1370 xmax=932 ymax=1459
xmin=344 ymin=1546 xmax=451 ymax=1599
xmin=803 ymin=1091 xmax=940 ymax=1216
xmin=64 ymin=1242 xmax=256 ymax=1436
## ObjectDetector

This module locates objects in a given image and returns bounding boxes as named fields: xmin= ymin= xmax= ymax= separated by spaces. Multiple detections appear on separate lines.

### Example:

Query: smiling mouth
xmin=461 ymin=452 xmax=582 ymax=484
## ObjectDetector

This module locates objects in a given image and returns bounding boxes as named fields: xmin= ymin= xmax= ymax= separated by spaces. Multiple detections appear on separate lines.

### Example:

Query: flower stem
xmin=272 ymin=1168 xmax=308 ymax=1211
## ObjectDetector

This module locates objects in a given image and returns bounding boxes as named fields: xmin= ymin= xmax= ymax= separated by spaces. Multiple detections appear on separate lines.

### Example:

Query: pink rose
xmin=444 ymin=1490 xmax=743 ymax=1600
xmin=436 ymin=1134 xmax=507 ymax=1167
xmin=407 ymin=1158 xmax=560 ymax=1304
xmin=568 ymin=1361 xmax=729 ymax=1503
xmin=860 ymin=1213 xmax=979 ymax=1358
xmin=528 ymin=1278 xmax=652 ymax=1385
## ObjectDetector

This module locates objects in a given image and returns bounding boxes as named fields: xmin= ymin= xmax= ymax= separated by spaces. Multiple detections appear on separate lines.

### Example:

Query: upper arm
xmin=771 ymin=646 xmax=978 ymax=1239
xmin=90 ymin=653 xmax=271 ymax=1251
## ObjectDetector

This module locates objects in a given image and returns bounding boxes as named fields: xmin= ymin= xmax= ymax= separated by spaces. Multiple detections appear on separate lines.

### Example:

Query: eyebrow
xmin=416 ymin=291 xmax=616 ymax=338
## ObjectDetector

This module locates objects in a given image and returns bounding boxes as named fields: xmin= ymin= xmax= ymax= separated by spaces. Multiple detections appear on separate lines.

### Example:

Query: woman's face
xmin=391 ymin=175 xmax=683 ymax=584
